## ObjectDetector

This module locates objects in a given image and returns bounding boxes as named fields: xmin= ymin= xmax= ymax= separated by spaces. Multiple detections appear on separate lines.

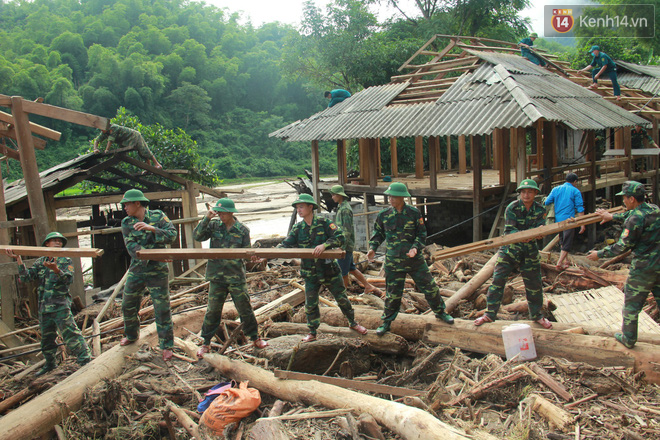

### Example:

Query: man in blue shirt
xmin=544 ymin=173 xmax=585 ymax=270
xmin=518 ymin=33 xmax=546 ymax=66
xmin=580 ymin=45 xmax=621 ymax=100
xmin=324 ymin=89 xmax=351 ymax=107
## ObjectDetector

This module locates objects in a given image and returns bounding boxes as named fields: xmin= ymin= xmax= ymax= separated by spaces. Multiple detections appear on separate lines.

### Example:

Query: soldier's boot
xmin=376 ymin=321 xmax=391 ymax=336
xmin=614 ymin=332 xmax=635 ymax=349
xmin=35 ymin=363 xmax=56 ymax=377
xmin=435 ymin=311 xmax=455 ymax=325
xmin=349 ymin=322 xmax=368 ymax=335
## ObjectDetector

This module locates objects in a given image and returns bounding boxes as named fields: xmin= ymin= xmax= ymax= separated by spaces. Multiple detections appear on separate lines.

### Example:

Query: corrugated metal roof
xmin=617 ymin=72 xmax=660 ymax=95
xmin=616 ymin=60 xmax=660 ymax=78
xmin=271 ymin=53 xmax=650 ymax=141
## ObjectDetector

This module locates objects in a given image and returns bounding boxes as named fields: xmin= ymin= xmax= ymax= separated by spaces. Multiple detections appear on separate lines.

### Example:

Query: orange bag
xmin=200 ymin=381 xmax=261 ymax=435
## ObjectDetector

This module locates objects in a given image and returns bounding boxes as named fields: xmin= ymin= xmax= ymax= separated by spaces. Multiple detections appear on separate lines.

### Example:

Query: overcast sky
xmin=203 ymin=0 xmax=549 ymax=34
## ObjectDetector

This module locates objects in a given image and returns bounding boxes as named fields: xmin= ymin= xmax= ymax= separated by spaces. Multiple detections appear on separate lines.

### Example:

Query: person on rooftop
xmin=94 ymin=124 xmax=163 ymax=169
xmin=580 ymin=45 xmax=621 ymax=101
xmin=324 ymin=89 xmax=351 ymax=107
xmin=518 ymin=32 xmax=546 ymax=67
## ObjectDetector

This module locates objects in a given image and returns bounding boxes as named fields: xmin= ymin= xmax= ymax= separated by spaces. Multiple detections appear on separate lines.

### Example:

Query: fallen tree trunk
xmin=265 ymin=322 xmax=409 ymax=355
xmin=317 ymin=309 xmax=660 ymax=384
xmin=0 ymin=308 xmax=206 ymax=440
xmin=445 ymin=253 xmax=498 ymax=313
xmin=203 ymin=354 xmax=487 ymax=440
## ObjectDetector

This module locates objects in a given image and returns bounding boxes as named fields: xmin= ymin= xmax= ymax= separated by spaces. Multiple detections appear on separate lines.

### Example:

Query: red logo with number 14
xmin=552 ymin=9 xmax=574 ymax=33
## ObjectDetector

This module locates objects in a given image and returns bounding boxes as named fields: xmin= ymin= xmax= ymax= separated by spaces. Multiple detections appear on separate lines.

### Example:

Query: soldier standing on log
xmin=367 ymin=182 xmax=454 ymax=336
xmin=194 ymin=198 xmax=268 ymax=358
xmin=587 ymin=181 xmax=660 ymax=348
xmin=278 ymin=194 xmax=367 ymax=342
xmin=6 ymin=232 xmax=92 ymax=376
xmin=119 ymin=189 xmax=177 ymax=360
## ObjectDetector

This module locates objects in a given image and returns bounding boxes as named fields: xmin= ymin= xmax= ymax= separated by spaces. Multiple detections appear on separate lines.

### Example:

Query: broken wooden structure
xmin=271 ymin=35 xmax=660 ymax=248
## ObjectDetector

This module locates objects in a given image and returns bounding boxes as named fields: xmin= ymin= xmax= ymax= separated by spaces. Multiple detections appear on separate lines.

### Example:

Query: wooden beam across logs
xmin=431 ymin=206 xmax=625 ymax=261
xmin=0 ymin=245 xmax=104 ymax=258
xmin=137 ymin=248 xmax=345 ymax=261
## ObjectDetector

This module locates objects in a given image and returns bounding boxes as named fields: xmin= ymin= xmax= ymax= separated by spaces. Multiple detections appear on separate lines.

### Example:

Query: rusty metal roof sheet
xmin=271 ymin=54 xmax=650 ymax=141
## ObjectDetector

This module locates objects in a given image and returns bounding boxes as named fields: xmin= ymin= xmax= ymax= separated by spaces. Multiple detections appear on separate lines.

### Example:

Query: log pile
xmin=1 ymin=240 xmax=659 ymax=439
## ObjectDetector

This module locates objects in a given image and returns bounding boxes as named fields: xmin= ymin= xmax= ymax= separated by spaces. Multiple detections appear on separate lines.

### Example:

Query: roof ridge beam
xmin=494 ymin=64 xmax=542 ymax=122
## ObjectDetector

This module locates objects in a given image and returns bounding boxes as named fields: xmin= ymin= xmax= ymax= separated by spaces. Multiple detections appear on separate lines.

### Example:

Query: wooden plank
xmin=0 ymin=245 xmax=104 ymax=258
xmin=0 ymin=110 xmax=61 ymax=141
xmin=397 ymin=35 xmax=441 ymax=72
xmin=251 ymin=288 xmax=305 ymax=324
xmin=402 ymin=56 xmax=479 ymax=70
xmin=11 ymin=97 xmax=50 ymax=242
xmin=0 ymin=163 xmax=17 ymax=329
xmin=0 ymin=218 xmax=34 ymax=229
xmin=472 ymin=135 xmax=482 ymax=242
xmin=0 ymin=127 xmax=46 ymax=149
xmin=0 ymin=141 xmax=20 ymax=160
xmin=53 ymin=190 xmax=185 ymax=209
xmin=432 ymin=206 xmax=625 ymax=260
xmin=274 ymin=370 xmax=421 ymax=397
xmin=392 ymin=64 xmax=477 ymax=81
xmin=20 ymin=99 xmax=109 ymax=130
xmin=603 ymin=148 xmax=660 ymax=156
xmin=137 ymin=248 xmax=345 ymax=261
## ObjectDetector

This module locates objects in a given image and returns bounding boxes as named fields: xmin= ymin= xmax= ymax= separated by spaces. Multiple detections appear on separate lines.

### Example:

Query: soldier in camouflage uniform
xmin=367 ymin=182 xmax=454 ymax=336
xmin=329 ymin=185 xmax=382 ymax=297
xmin=94 ymin=124 xmax=162 ymax=169
xmin=194 ymin=198 xmax=268 ymax=358
xmin=278 ymin=194 xmax=367 ymax=342
xmin=6 ymin=232 xmax=91 ymax=376
xmin=474 ymin=179 xmax=553 ymax=329
xmin=588 ymin=181 xmax=660 ymax=348
xmin=119 ymin=189 xmax=177 ymax=360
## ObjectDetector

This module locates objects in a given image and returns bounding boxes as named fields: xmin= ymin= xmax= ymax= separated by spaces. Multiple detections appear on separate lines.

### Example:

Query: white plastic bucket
xmin=502 ymin=323 xmax=537 ymax=361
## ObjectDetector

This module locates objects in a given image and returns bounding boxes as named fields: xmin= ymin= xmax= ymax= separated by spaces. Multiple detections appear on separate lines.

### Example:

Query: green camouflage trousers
xmin=304 ymin=272 xmax=355 ymax=334
xmin=40 ymin=309 xmax=91 ymax=366
xmin=622 ymin=266 xmax=660 ymax=343
xmin=201 ymin=281 xmax=259 ymax=344
xmin=122 ymin=270 xmax=173 ymax=349
xmin=383 ymin=261 xmax=447 ymax=323
xmin=485 ymin=251 xmax=544 ymax=321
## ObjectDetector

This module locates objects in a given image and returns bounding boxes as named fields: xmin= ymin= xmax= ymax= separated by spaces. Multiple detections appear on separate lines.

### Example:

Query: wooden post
xmin=653 ymin=119 xmax=659 ymax=204
xmin=472 ymin=135 xmax=483 ymax=242
xmin=587 ymin=131 xmax=597 ymax=248
xmin=509 ymin=128 xmax=517 ymax=168
xmin=623 ymin=127 xmax=632 ymax=178
xmin=458 ymin=135 xmax=467 ymax=174
xmin=181 ymin=182 xmax=200 ymax=266
xmin=390 ymin=137 xmax=398 ymax=177
xmin=446 ymin=135 xmax=452 ymax=170
xmin=337 ymin=140 xmax=347 ymax=185
xmin=358 ymin=138 xmax=370 ymax=184
xmin=484 ymin=135 xmax=492 ymax=168
xmin=536 ymin=120 xmax=544 ymax=173
xmin=363 ymin=192 xmax=370 ymax=243
xmin=57 ymin=220 xmax=85 ymax=307
xmin=492 ymin=129 xmax=500 ymax=171
xmin=0 ymin=164 xmax=16 ymax=329
xmin=499 ymin=129 xmax=511 ymax=187
xmin=375 ymin=138 xmax=382 ymax=179
xmin=11 ymin=96 xmax=50 ymax=243
xmin=428 ymin=136 xmax=438 ymax=190
xmin=368 ymin=138 xmax=378 ymax=187
xmin=311 ymin=140 xmax=321 ymax=208
xmin=542 ymin=121 xmax=555 ymax=193
xmin=515 ymin=127 xmax=527 ymax=184
xmin=43 ymin=192 xmax=57 ymax=231
xmin=415 ymin=136 xmax=424 ymax=178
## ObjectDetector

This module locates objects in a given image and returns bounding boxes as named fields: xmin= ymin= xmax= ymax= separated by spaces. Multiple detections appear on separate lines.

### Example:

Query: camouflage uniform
xmin=18 ymin=257 xmax=91 ymax=367
xmin=95 ymin=124 xmax=156 ymax=162
xmin=279 ymin=215 xmax=357 ymax=334
xmin=122 ymin=209 xmax=177 ymax=349
xmin=193 ymin=216 xmax=259 ymax=344
xmin=598 ymin=202 xmax=660 ymax=344
xmin=335 ymin=200 xmax=355 ymax=254
xmin=484 ymin=199 xmax=547 ymax=321
xmin=369 ymin=205 xmax=447 ymax=323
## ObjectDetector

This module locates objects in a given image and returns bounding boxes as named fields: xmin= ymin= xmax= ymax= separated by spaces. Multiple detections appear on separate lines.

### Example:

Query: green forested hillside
xmin=3 ymin=0 xmax=655 ymax=185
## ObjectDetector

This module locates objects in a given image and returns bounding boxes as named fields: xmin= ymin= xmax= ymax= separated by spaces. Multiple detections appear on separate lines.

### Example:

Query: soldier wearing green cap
xmin=119 ymin=188 xmax=177 ymax=360
xmin=475 ymin=179 xmax=553 ymax=329
xmin=278 ymin=193 xmax=367 ymax=342
xmin=580 ymin=45 xmax=621 ymax=100
xmin=329 ymin=185 xmax=383 ymax=297
xmin=194 ymin=198 xmax=268 ymax=357
xmin=367 ymin=182 xmax=454 ymax=336
xmin=518 ymin=32 xmax=546 ymax=67
xmin=6 ymin=232 xmax=91 ymax=376
xmin=588 ymin=181 xmax=660 ymax=348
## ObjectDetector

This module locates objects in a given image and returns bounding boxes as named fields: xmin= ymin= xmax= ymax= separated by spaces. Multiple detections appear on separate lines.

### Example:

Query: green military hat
xmin=42 ymin=231 xmax=67 ymax=247
xmin=384 ymin=182 xmax=411 ymax=197
xmin=292 ymin=193 xmax=318 ymax=208
xmin=530 ymin=32 xmax=538 ymax=38
xmin=212 ymin=198 xmax=237 ymax=213
xmin=589 ymin=45 xmax=600 ymax=54
xmin=120 ymin=188 xmax=150 ymax=203
xmin=517 ymin=179 xmax=539 ymax=192
xmin=616 ymin=181 xmax=646 ymax=197
xmin=329 ymin=185 xmax=348 ymax=199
